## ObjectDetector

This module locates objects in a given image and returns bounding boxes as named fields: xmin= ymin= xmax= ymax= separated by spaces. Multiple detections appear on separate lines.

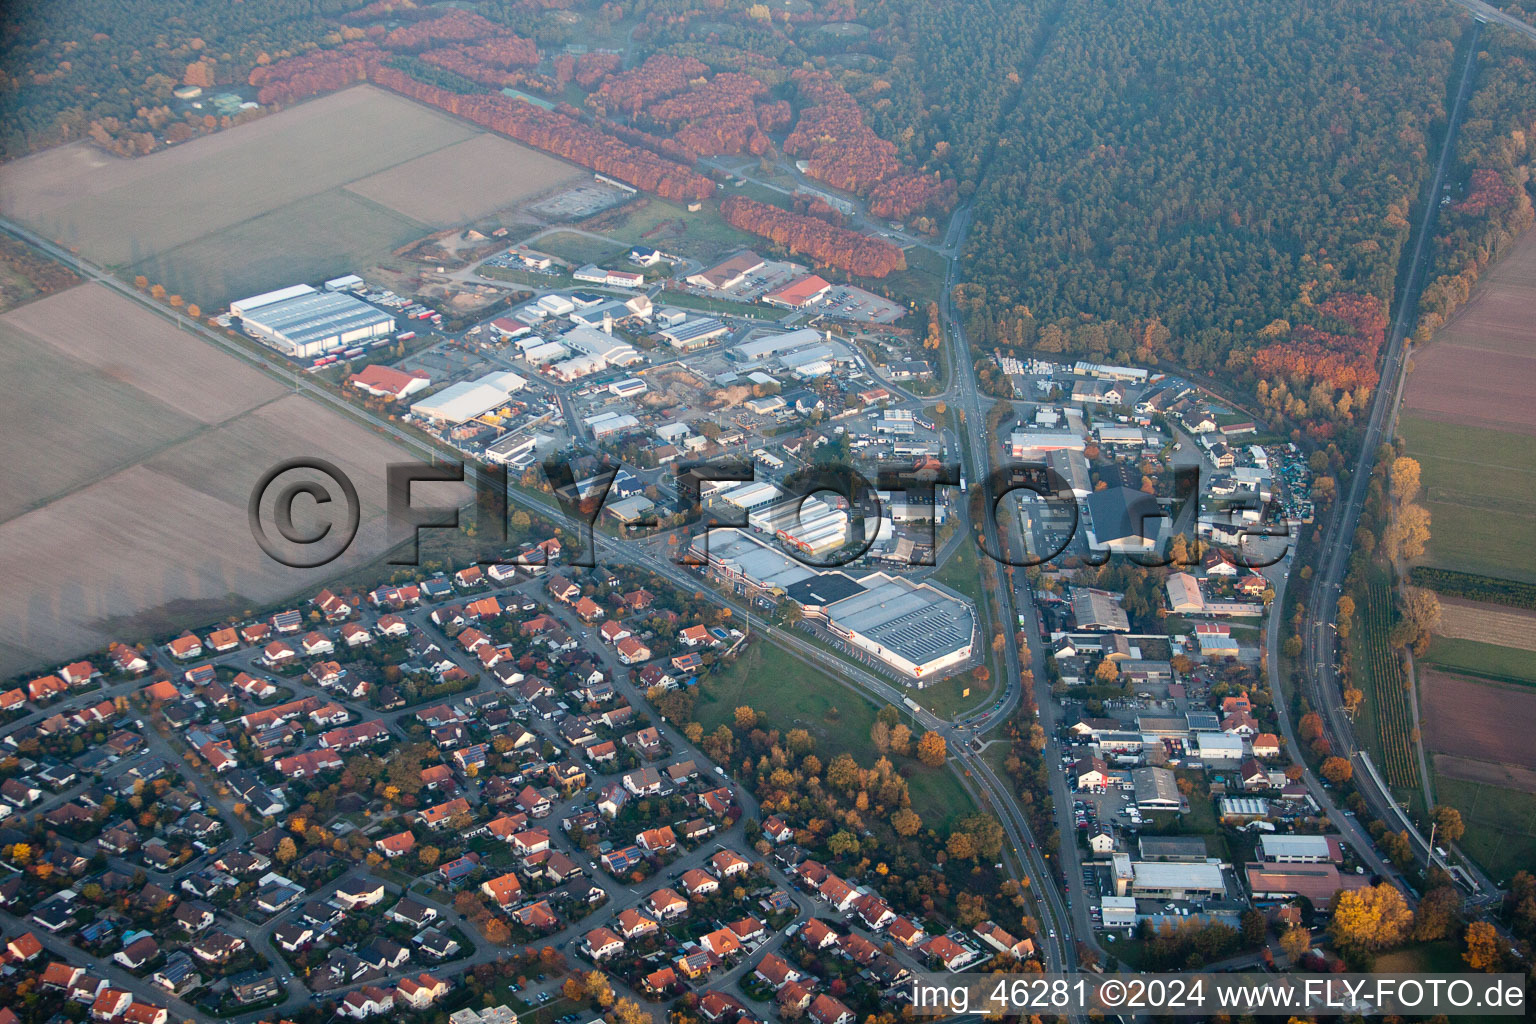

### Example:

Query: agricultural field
xmin=1424 ymin=637 xmax=1536 ymax=687
xmin=1404 ymin=228 xmax=1536 ymax=435
xmin=0 ymin=86 xmax=581 ymax=309
xmin=1399 ymin=414 xmax=1536 ymax=583
xmin=1429 ymin=771 xmax=1536 ymax=884
xmin=344 ymin=132 xmax=582 ymax=226
xmin=1422 ymin=595 xmax=1536 ymax=686
xmin=1434 ymin=596 xmax=1536 ymax=650
xmin=1401 ymin=229 xmax=1536 ymax=584
xmin=1420 ymin=667 xmax=1536 ymax=772
xmin=1356 ymin=571 xmax=1419 ymax=789
xmin=0 ymin=283 xmax=466 ymax=677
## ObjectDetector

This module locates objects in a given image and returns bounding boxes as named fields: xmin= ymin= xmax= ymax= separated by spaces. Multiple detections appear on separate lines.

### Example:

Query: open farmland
xmin=1429 ymin=769 xmax=1536 ymax=883
xmin=0 ymin=86 xmax=581 ymax=308
xmin=1399 ymin=414 xmax=1536 ymax=583
xmin=1401 ymin=229 xmax=1536 ymax=583
xmin=0 ymin=284 xmax=466 ymax=677
xmin=1434 ymin=596 xmax=1536 ymax=651
xmin=1425 ymin=637 xmax=1536 ymax=687
xmin=1420 ymin=666 xmax=1536 ymax=772
xmin=125 ymin=189 xmax=424 ymax=314
xmin=344 ymin=132 xmax=582 ymax=226
xmin=1405 ymin=228 xmax=1536 ymax=433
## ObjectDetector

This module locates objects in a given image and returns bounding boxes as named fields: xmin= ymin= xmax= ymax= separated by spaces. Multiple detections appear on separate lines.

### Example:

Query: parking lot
xmin=811 ymin=284 xmax=903 ymax=324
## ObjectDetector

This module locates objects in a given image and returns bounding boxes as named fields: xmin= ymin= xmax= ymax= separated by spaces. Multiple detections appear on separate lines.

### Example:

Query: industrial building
xmin=691 ymin=531 xmax=814 ymax=598
xmin=1165 ymin=572 xmax=1205 ymax=614
xmin=1245 ymin=862 xmax=1367 ymax=903
xmin=687 ymin=251 xmax=764 ymax=291
xmin=734 ymin=328 xmax=827 ymax=363
xmin=409 ymin=370 xmax=527 ymax=425
xmin=1256 ymin=834 xmax=1338 ymax=864
xmin=348 ymin=364 xmax=430 ymax=401
xmin=562 ymin=326 xmax=640 ymax=367
xmin=753 ymin=497 xmax=853 ymax=559
xmin=1009 ymin=430 xmax=1086 ymax=459
xmin=819 ymin=573 xmax=975 ymax=681
xmin=1131 ymin=766 xmax=1182 ymax=810
xmin=586 ymin=412 xmax=641 ymax=439
xmin=658 ymin=318 xmax=728 ymax=350
xmin=1071 ymin=589 xmax=1130 ymax=632
xmin=711 ymin=481 xmax=786 ymax=516
xmin=233 ymin=284 xmax=395 ymax=359
xmin=1084 ymin=486 xmax=1163 ymax=552
xmin=690 ymin=533 xmax=975 ymax=680
xmin=764 ymin=274 xmax=831 ymax=309
xmin=1099 ymin=896 xmax=1137 ymax=929
xmin=1137 ymin=836 xmax=1209 ymax=863
xmin=1130 ymin=861 xmax=1226 ymax=901
xmin=485 ymin=432 xmax=539 ymax=466
xmin=1074 ymin=361 xmax=1149 ymax=383
xmin=1047 ymin=449 xmax=1091 ymax=498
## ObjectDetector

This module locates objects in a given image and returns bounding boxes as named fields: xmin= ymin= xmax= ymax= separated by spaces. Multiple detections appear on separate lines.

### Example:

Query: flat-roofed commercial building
xmin=821 ymin=573 xmax=975 ymax=682
xmin=1257 ymin=834 xmax=1337 ymax=864
xmin=1137 ymin=836 xmax=1209 ymax=863
xmin=734 ymin=328 xmax=825 ymax=362
xmin=1130 ymin=861 xmax=1226 ymax=901
xmin=658 ymin=318 xmax=728 ymax=350
xmin=690 ymin=531 xmax=814 ymax=598
xmin=1010 ymin=430 xmax=1086 ymax=459
xmin=234 ymin=285 xmax=395 ymax=358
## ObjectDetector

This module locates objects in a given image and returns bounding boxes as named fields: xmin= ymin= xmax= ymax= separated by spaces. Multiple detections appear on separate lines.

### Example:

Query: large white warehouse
xmin=233 ymin=285 xmax=395 ymax=359
xmin=409 ymin=370 xmax=527 ymax=425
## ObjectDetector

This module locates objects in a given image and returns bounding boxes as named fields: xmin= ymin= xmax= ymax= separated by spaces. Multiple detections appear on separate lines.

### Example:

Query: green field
xmin=1401 ymin=414 xmax=1536 ymax=583
xmin=528 ymin=230 xmax=630 ymax=267
xmin=583 ymin=196 xmax=761 ymax=262
xmin=696 ymin=640 xmax=976 ymax=828
xmin=1373 ymin=940 xmax=1464 ymax=973
xmin=1424 ymin=635 xmax=1536 ymax=687
xmin=1429 ymin=774 xmax=1536 ymax=884
xmin=877 ymin=243 xmax=947 ymax=303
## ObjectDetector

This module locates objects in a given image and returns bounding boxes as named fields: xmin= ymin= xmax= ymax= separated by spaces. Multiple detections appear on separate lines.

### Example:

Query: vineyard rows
xmin=1363 ymin=577 xmax=1420 ymax=788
